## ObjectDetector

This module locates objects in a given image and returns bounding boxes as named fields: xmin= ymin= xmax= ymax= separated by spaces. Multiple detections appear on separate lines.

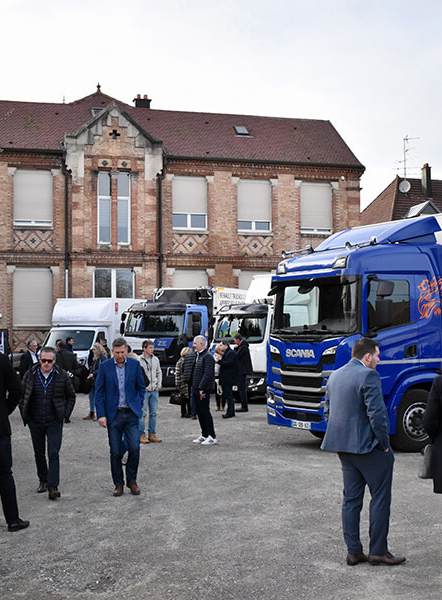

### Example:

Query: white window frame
xmin=237 ymin=179 xmax=272 ymax=234
xmin=172 ymin=176 xmax=208 ymax=231
xmin=93 ymin=268 xmax=135 ymax=298
xmin=98 ymin=172 xmax=111 ymax=244
xmin=117 ymin=172 xmax=131 ymax=245
xmin=13 ymin=169 xmax=53 ymax=228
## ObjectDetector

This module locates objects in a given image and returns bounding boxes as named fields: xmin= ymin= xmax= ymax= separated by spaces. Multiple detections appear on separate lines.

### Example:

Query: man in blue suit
xmin=95 ymin=337 xmax=145 ymax=497
xmin=321 ymin=337 xmax=405 ymax=567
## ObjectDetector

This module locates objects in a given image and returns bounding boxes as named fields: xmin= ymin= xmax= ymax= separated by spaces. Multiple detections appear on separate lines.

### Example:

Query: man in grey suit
xmin=321 ymin=337 xmax=405 ymax=567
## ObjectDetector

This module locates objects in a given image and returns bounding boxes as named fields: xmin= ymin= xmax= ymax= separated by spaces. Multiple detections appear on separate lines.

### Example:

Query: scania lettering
xmin=267 ymin=215 xmax=442 ymax=451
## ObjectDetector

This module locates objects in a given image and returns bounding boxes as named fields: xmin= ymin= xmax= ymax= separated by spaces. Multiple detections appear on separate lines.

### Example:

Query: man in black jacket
xmin=20 ymin=347 xmax=76 ymax=500
xmin=0 ymin=353 xmax=29 ymax=532
xmin=218 ymin=341 xmax=239 ymax=419
xmin=233 ymin=334 xmax=253 ymax=412
xmin=186 ymin=336 xmax=217 ymax=445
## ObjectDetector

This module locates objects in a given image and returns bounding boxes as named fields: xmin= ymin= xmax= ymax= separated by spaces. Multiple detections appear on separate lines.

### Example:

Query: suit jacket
xmin=0 ymin=353 xmax=22 ymax=436
xmin=94 ymin=357 xmax=145 ymax=424
xmin=321 ymin=358 xmax=390 ymax=454
xmin=234 ymin=341 xmax=253 ymax=376
xmin=19 ymin=350 xmax=37 ymax=379
xmin=423 ymin=375 xmax=442 ymax=493
xmin=219 ymin=347 xmax=239 ymax=387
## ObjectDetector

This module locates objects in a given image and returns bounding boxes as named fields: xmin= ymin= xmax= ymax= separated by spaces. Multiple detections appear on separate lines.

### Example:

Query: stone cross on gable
xmin=109 ymin=129 xmax=120 ymax=140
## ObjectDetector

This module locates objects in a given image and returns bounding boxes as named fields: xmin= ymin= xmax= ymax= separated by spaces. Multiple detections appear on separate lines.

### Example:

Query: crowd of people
xmin=2 ymin=333 xmax=442 ymax=569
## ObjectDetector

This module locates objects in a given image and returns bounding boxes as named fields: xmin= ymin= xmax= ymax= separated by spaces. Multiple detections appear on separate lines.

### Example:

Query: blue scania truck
xmin=266 ymin=215 xmax=442 ymax=451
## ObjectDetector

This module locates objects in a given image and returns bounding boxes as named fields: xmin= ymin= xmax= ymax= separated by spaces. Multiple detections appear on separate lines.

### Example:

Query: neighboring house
xmin=361 ymin=164 xmax=442 ymax=225
xmin=0 ymin=86 xmax=364 ymax=350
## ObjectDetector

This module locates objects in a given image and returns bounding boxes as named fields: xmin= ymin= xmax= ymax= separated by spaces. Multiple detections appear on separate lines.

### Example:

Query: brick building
xmin=0 ymin=86 xmax=364 ymax=350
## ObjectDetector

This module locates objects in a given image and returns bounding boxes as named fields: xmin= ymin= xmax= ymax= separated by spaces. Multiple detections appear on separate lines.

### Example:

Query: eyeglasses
xmin=40 ymin=358 xmax=54 ymax=364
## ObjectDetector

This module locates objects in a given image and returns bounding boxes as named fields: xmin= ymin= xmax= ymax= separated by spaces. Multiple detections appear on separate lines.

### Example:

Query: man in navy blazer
xmin=321 ymin=337 xmax=405 ymax=567
xmin=95 ymin=337 xmax=145 ymax=497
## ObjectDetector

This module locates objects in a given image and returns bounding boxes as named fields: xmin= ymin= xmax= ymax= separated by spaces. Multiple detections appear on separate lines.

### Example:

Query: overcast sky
xmin=3 ymin=0 xmax=441 ymax=210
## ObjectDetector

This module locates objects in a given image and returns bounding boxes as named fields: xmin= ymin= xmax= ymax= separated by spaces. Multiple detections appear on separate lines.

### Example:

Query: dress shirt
xmin=114 ymin=359 xmax=128 ymax=408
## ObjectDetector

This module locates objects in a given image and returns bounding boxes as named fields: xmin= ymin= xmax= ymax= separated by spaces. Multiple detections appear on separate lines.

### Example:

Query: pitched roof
xmin=361 ymin=175 xmax=442 ymax=225
xmin=0 ymin=89 xmax=364 ymax=169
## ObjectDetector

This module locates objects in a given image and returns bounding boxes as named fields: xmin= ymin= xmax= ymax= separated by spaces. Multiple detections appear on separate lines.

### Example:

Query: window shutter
xmin=99 ymin=198 xmax=111 ymax=243
xmin=13 ymin=268 xmax=52 ymax=326
xmin=172 ymin=177 xmax=207 ymax=214
xmin=237 ymin=180 xmax=271 ymax=221
xmin=14 ymin=170 xmax=53 ymax=224
xmin=117 ymin=199 xmax=129 ymax=243
xmin=173 ymin=269 xmax=208 ymax=287
xmin=301 ymin=183 xmax=332 ymax=231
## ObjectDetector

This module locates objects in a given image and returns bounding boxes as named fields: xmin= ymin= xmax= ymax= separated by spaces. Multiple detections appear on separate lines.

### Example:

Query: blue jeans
xmin=0 ymin=435 xmax=19 ymax=525
xmin=89 ymin=384 xmax=96 ymax=412
xmin=108 ymin=410 xmax=140 ymax=486
xmin=28 ymin=420 xmax=63 ymax=489
xmin=139 ymin=390 xmax=159 ymax=436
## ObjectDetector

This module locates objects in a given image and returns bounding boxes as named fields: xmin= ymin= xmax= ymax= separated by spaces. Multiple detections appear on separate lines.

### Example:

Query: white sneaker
xmin=193 ymin=435 xmax=207 ymax=444
xmin=201 ymin=436 xmax=217 ymax=445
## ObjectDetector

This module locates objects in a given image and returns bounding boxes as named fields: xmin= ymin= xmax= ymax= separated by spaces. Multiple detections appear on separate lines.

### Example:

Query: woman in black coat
xmin=423 ymin=375 xmax=442 ymax=493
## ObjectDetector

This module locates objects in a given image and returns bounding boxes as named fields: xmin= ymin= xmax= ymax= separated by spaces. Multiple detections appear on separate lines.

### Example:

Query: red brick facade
xmin=0 ymin=91 xmax=364 ymax=350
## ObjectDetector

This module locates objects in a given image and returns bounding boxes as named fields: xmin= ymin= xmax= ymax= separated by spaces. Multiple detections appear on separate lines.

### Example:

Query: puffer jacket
xmin=19 ymin=363 xmax=76 ymax=425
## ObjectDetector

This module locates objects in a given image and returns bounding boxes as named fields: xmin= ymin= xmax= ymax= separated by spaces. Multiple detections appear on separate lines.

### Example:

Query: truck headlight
xmin=322 ymin=345 xmax=337 ymax=356
xmin=269 ymin=344 xmax=280 ymax=354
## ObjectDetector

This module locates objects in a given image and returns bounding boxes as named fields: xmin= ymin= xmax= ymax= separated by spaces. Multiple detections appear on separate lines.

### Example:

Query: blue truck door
xmin=362 ymin=274 xmax=417 ymax=399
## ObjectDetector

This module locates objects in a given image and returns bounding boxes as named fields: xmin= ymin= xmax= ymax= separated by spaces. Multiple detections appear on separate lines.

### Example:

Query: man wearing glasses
xmin=19 ymin=347 xmax=76 ymax=500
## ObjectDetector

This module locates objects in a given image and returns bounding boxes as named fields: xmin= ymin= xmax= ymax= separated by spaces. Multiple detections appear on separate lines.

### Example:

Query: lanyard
xmin=37 ymin=368 xmax=54 ymax=390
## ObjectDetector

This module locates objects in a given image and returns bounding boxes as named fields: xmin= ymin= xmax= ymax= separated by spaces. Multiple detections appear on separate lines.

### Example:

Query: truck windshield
xmin=125 ymin=311 xmax=185 ymax=337
xmin=272 ymin=277 xmax=359 ymax=337
xmin=214 ymin=314 xmax=267 ymax=343
xmin=44 ymin=330 xmax=95 ymax=351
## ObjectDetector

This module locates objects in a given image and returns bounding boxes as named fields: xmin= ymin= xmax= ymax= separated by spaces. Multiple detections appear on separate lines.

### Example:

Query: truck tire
xmin=391 ymin=389 xmax=429 ymax=452
xmin=310 ymin=430 xmax=325 ymax=440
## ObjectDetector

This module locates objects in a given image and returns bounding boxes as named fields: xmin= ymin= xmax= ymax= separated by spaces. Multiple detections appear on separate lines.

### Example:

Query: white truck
xmin=211 ymin=274 xmax=273 ymax=397
xmin=43 ymin=298 xmax=144 ymax=365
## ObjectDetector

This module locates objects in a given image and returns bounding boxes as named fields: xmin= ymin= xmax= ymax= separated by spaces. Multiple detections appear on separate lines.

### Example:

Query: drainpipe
xmin=61 ymin=143 xmax=71 ymax=297
xmin=156 ymin=167 xmax=165 ymax=288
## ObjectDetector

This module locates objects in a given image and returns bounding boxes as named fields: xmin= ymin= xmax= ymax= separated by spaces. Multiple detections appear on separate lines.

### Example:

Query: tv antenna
xmin=398 ymin=134 xmax=419 ymax=193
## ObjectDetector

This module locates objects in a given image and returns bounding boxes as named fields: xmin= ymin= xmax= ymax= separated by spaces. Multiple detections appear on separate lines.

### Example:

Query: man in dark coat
xmin=19 ymin=339 xmax=39 ymax=379
xmin=218 ymin=341 xmax=239 ymax=419
xmin=0 ymin=353 xmax=29 ymax=532
xmin=233 ymin=334 xmax=253 ymax=412
xmin=20 ymin=346 xmax=76 ymax=500
xmin=423 ymin=375 xmax=442 ymax=493
xmin=321 ymin=337 xmax=405 ymax=567
xmin=186 ymin=335 xmax=217 ymax=445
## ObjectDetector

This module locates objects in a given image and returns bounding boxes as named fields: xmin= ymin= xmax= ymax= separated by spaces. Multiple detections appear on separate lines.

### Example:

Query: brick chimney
xmin=422 ymin=163 xmax=432 ymax=198
xmin=133 ymin=93 xmax=151 ymax=108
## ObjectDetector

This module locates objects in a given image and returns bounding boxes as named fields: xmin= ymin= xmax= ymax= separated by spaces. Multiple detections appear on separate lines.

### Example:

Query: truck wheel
xmin=391 ymin=389 xmax=429 ymax=452
xmin=310 ymin=430 xmax=325 ymax=440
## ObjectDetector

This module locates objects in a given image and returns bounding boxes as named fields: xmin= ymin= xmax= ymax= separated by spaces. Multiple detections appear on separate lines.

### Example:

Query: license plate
xmin=292 ymin=419 xmax=311 ymax=430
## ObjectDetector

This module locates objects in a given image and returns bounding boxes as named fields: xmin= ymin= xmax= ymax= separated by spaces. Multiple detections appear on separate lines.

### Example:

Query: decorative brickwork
xmin=13 ymin=229 xmax=53 ymax=252
xmin=237 ymin=235 xmax=274 ymax=257
xmin=172 ymin=233 xmax=209 ymax=255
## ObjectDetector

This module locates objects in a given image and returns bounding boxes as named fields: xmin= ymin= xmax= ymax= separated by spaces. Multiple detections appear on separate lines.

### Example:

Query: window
xmin=14 ymin=170 xmax=53 ymax=227
xmin=117 ymin=172 xmax=130 ymax=244
xmin=172 ymin=269 xmax=208 ymax=287
xmin=234 ymin=125 xmax=251 ymax=136
xmin=367 ymin=278 xmax=410 ymax=331
xmin=94 ymin=268 xmax=134 ymax=298
xmin=13 ymin=268 xmax=53 ymax=327
xmin=300 ymin=182 xmax=333 ymax=234
xmin=98 ymin=172 xmax=111 ymax=244
xmin=237 ymin=179 xmax=271 ymax=232
xmin=172 ymin=176 xmax=207 ymax=230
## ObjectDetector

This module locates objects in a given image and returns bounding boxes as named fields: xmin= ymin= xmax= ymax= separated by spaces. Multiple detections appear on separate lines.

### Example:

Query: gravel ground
xmin=0 ymin=393 xmax=439 ymax=600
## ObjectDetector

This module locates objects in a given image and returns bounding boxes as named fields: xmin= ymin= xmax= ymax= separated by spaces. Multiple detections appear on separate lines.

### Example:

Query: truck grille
xmin=271 ymin=357 xmax=333 ymax=410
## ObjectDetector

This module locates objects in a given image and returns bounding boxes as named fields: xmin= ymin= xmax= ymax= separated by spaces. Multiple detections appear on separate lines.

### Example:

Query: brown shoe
xmin=347 ymin=552 xmax=368 ymax=566
xmin=127 ymin=481 xmax=140 ymax=495
xmin=83 ymin=412 xmax=95 ymax=420
xmin=149 ymin=433 xmax=162 ymax=443
xmin=140 ymin=433 xmax=149 ymax=444
xmin=48 ymin=487 xmax=61 ymax=500
xmin=113 ymin=485 xmax=124 ymax=497
xmin=368 ymin=552 xmax=406 ymax=566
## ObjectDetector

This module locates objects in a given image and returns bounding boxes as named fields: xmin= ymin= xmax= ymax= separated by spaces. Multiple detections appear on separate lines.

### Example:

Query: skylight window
xmin=234 ymin=125 xmax=251 ymax=136
xmin=91 ymin=107 xmax=102 ymax=117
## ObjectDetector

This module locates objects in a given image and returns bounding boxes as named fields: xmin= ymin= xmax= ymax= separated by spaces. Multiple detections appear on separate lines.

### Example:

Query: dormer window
xmin=91 ymin=107 xmax=102 ymax=117
xmin=234 ymin=125 xmax=251 ymax=137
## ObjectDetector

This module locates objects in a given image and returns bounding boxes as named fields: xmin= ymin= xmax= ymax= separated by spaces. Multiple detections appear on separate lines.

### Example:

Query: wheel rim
xmin=402 ymin=402 xmax=428 ymax=442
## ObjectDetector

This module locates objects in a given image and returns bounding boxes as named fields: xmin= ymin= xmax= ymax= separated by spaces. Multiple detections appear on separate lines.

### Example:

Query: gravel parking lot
xmin=0 ymin=393 xmax=439 ymax=600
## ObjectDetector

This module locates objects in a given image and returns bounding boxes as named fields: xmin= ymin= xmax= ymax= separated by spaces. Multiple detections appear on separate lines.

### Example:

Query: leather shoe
xmin=113 ymin=485 xmax=124 ymax=497
xmin=48 ymin=487 xmax=61 ymax=500
xmin=148 ymin=433 xmax=162 ymax=443
xmin=37 ymin=482 xmax=47 ymax=493
xmin=127 ymin=481 xmax=140 ymax=495
xmin=347 ymin=552 xmax=368 ymax=566
xmin=140 ymin=433 xmax=149 ymax=444
xmin=236 ymin=408 xmax=249 ymax=412
xmin=222 ymin=413 xmax=235 ymax=419
xmin=368 ymin=552 xmax=406 ymax=566
xmin=8 ymin=518 xmax=30 ymax=532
